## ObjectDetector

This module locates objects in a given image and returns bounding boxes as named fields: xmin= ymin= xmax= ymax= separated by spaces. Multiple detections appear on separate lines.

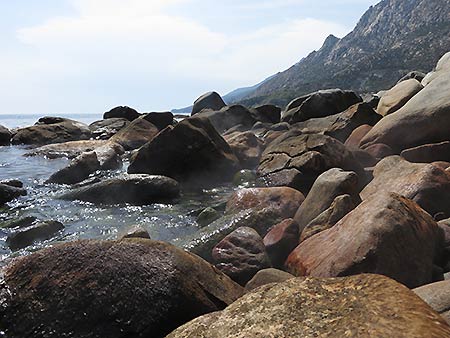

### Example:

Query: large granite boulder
xmin=167 ymin=274 xmax=450 ymax=338
xmin=25 ymin=140 xmax=107 ymax=159
xmin=286 ymin=193 xmax=444 ymax=288
xmin=422 ymin=51 xmax=450 ymax=86
xmin=109 ymin=116 xmax=159 ymax=150
xmin=224 ymin=131 xmax=264 ymax=169
xmin=401 ymin=141 xmax=450 ymax=164
xmin=282 ymin=89 xmax=362 ymax=124
xmin=191 ymin=91 xmax=226 ymax=116
xmin=361 ymin=71 xmax=450 ymax=152
xmin=11 ymin=117 xmax=92 ymax=146
xmin=128 ymin=116 xmax=240 ymax=184
xmin=0 ymin=124 xmax=12 ymax=145
xmin=361 ymin=156 xmax=450 ymax=219
xmin=257 ymin=132 xmax=365 ymax=194
xmin=60 ymin=174 xmax=180 ymax=205
xmin=89 ymin=118 xmax=129 ymax=140
xmin=142 ymin=111 xmax=174 ymax=130
xmin=293 ymin=168 xmax=361 ymax=234
xmin=212 ymin=227 xmax=271 ymax=285
xmin=377 ymin=79 xmax=423 ymax=116
xmin=0 ymin=239 xmax=243 ymax=338
xmin=291 ymin=102 xmax=382 ymax=143
xmin=254 ymin=105 xmax=281 ymax=124
xmin=226 ymin=187 xmax=304 ymax=220
xmin=103 ymin=106 xmax=140 ymax=121
xmin=0 ymin=183 xmax=27 ymax=205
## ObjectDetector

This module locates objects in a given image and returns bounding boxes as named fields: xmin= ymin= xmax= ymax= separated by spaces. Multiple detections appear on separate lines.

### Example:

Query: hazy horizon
xmin=0 ymin=0 xmax=378 ymax=115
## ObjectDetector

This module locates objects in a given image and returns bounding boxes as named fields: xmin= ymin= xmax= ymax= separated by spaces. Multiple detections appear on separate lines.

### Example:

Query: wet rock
xmin=224 ymin=131 xmax=264 ymax=169
xmin=93 ymin=142 xmax=124 ymax=170
xmin=377 ymin=79 xmax=423 ymax=116
xmin=103 ymin=106 xmax=140 ymax=121
xmin=361 ymin=156 xmax=450 ymax=218
xmin=226 ymin=187 xmax=305 ymax=220
xmin=191 ymin=91 xmax=226 ymax=116
xmin=0 ymin=124 xmax=12 ymax=145
xmin=300 ymin=194 xmax=356 ymax=242
xmin=244 ymin=268 xmax=295 ymax=292
xmin=286 ymin=193 xmax=444 ymax=288
xmin=110 ymin=116 xmax=159 ymax=150
xmin=212 ymin=227 xmax=271 ymax=285
xmin=179 ymin=208 xmax=285 ymax=262
xmin=197 ymin=207 xmax=221 ymax=227
xmin=257 ymin=131 xmax=365 ymax=194
xmin=232 ymin=169 xmax=257 ymax=187
xmin=6 ymin=221 xmax=64 ymax=251
xmin=89 ymin=118 xmax=130 ymax=140
xmin=0 ymin=239 xmax=243 ymax=338
xmin=0 ymin=179 xmax=23 ymax=188
xmin=11 ymin=118 xmax=92 ymax=146
xmin=167 ymin=274 xmax=450 ymax=338
xmin=0 ymin=216 xmax=37 ymax=229
xmin=414 ymin=280 xmax=450 ymax=325
xmin=120 ymin=227 xmax=151 ymax=239
xmin=293 ymin=168 xmax=361 ymax=234
xmin=128 ymin=116 xmax=240 ymax=184
xmin=254 ymin=105 xmax=281 ymax=124
xmin=142 ymin=111 xmax=174 ymax=130
xmin=60 ymin=174 xmax=180 ymax=205
xmin=263 ymin=218 xmax=299 ymax=268
xmin=291 ymin=102 xmax=382 ymax=143
xmin=25 ymin=140 xmax=107 ymax=159
xmin=361 ymin=70 xmax=450 ymax=152
xmin=282 ymin=89 xmax=362 ymax=124
xmin=344 ymin=124 xmax=372 ymax=148
xmin=401 ymin=141 xmax=450 ymax=163
xmin=0 ymin=183 xmax=27 ymax=205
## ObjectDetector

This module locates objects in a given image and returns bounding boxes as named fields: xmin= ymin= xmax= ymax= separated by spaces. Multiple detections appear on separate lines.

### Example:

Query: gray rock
xmin=191 ymin=91 xmax=226 ymax=116
xmin=6 ymin=220 xmax=64 ymax=250
xmin=0 ymin=183 xmax=27 ymax=205
xmin=0 ymin=124 xmax=12 ymax=145
xmin=103 ymin=106 xmax=140 ymax=121
xmin=89 ymin=118 xmax=130 ymax=139
xmin=197 ymin=207 xmax=221 ymax=227
xmin=244 ymin=268 xmax=295 ymax=292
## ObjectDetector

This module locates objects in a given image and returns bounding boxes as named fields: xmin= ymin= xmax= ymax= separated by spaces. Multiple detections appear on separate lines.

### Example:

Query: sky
xmin=0 ymin=0 xmax=379 ymax=115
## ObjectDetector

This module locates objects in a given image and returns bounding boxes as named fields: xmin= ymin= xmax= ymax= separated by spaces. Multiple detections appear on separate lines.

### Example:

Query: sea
xmin=0 ymin=113 xmax=234 ymax=266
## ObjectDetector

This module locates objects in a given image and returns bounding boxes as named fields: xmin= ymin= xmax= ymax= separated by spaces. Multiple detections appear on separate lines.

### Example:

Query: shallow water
xmin=0 ymin=146 xmax=235 ymax=266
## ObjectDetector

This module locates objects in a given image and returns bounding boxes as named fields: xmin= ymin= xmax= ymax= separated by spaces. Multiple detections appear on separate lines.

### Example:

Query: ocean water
xmin=0 ymin=114 xmax=235 ymax=266
xmin=0 ymin=113 xmax=103 ymax=129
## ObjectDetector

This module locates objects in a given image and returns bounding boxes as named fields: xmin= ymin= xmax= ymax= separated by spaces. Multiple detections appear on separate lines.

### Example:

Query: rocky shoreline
xmin=0 ymin=52 xmax=450 ymax=337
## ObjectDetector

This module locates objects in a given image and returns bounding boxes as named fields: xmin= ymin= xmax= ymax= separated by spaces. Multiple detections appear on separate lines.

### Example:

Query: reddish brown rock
xmin=344 ymin=124 xmax=372 ymax=148
xmin=401 ymin=141 xmax=450 ymax=163
xmin=286 ymin=193 xmax=444 ymax=288
xmin=212 ymin=227 xmax=271 ymax=285
xmin=364 ymin=143 xmax=395 ymax=160
xmin=244 ymin=268 xmax=295 ymax=292
xmin=224 ymin=131 xmax=265 ymax=169
xmin=226 ymin=187 xmax=305 ymax=220
xmin=361 ymin=156 xmax=450 ymax=218
xmin=110 ymin=116 xmax=159 ymax=150
xmin=263 ymin=219 xmax=299 ymax=268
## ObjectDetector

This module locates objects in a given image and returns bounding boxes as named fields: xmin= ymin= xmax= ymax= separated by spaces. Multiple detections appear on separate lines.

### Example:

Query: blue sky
xmin=0 ymin=0 xmax=379 ymax=114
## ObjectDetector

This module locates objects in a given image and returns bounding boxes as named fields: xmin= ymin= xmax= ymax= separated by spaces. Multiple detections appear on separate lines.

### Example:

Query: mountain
xmin=238 ymin=0 xmax=450 ymax=108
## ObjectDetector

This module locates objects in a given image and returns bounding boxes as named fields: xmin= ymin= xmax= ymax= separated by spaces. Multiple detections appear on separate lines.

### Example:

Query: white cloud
xmin=4 ymin=0 xmax=350 ymax=112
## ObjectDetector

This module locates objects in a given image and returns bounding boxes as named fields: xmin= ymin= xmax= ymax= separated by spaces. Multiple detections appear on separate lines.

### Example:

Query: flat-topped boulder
xmin=103 ymin=106 xmax=140 ymax=121
xmin=25 ymin=140 xmax=107 ymax=159
xmin=128 ymin=116 xmax=240 ymax=184
xmin=167 ymin=274 xmax=450 ymax=338
xmin=0 ymin=239 xmax=243 ymax=338
xmin=11 ymin=117 xmax=92 ymax=146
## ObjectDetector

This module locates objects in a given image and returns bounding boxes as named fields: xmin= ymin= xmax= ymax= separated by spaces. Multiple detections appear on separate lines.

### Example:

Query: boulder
xmin=167 ymin=274 xmax=450 ymax=338
xmin=89 ymin=118 xmax=129 ymax=140
xmin=293 ymin=168 xmax=361 ymax=234
xmin=291 ymin=102 xmax=382 ymax=143
xmin=282 ymin=89 xmax=362 ymax=124
xmin=401 ymin=141 xmax=450 ymax=163
xmin=60 ymin=174 xmax=180 ymax=205
xmin=257 ymin=132 xmax=365 ymax=194
xmin=224 ymin=131 xmax=264 ymax=169
xmin=11 ymin=118 xmax=92 ymax=146
xmin=244 ymin=268 xmax=295 ymax=292
xmin=225 ymin=187 xmax=305 ymax=220
xmin=0 ymin=183 xmax=27 ymax=205
xmin=0 ymin=179 xmax=23 ymax=188
xmin=110 ymin=116 xmax=159 ymax=150
xmin=364 ymin=143 xmax=395 ymax=160
xmin=212 ymin=227 xmax=271 ymax=285
xmin=6 ymin=221 xmax=64 ymax=251
xmin=191 ymin=91 xmax=226 ymax=116
xmin=414 ymin=280 xmax=450 ymax=325
xmin=377 ymin=79 xmax=423 ymax=116
xmin=0 ymin=239 xmax=243 ymax=338
xmin=300 ymin=194 xmax=356 ymax=242
xmin=120 ymin=226 xmax=151 ymax=240
xmin=103 ymin=106 xmax=140 ymax=121
xmin=422 ymin=51 xmax=450 ymax=86
xmin=344 ymin=124 xmax=372 ymax=148
xmin=142 ymin=112 xmax=174 ymax=130
xmin=254 ymin=105 xmax=281 ymax=124
xmin=263 ymin=218 xmax=299 ymax=268
xmin=25 ymin=140 xmax=107 ymax=159
xmin=1 ymin=216 xmax=36 ymax=229
xmin=361 ymin=156 xmax=450 ymax=218
xmin=196 ymin=207 xmax=221 ymax=227
xmin=397 ymin=71 xmax=426 ymax=84
xmin=196 ymin=105 xmax=259 ymax=134
xmin=128 ymin=116 xmax=240 ymax=184
xmin=0 ymin=124 xmax=12 ymax=145
xmin=361 ymin=71 xmax=450 ymax=152
xmin=286 ymin=193 xmax=444 ymax=288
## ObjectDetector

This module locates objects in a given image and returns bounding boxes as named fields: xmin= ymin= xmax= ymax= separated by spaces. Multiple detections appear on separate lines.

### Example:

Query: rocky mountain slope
xmin=238 ymin=0 xmax=450 ymax=107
